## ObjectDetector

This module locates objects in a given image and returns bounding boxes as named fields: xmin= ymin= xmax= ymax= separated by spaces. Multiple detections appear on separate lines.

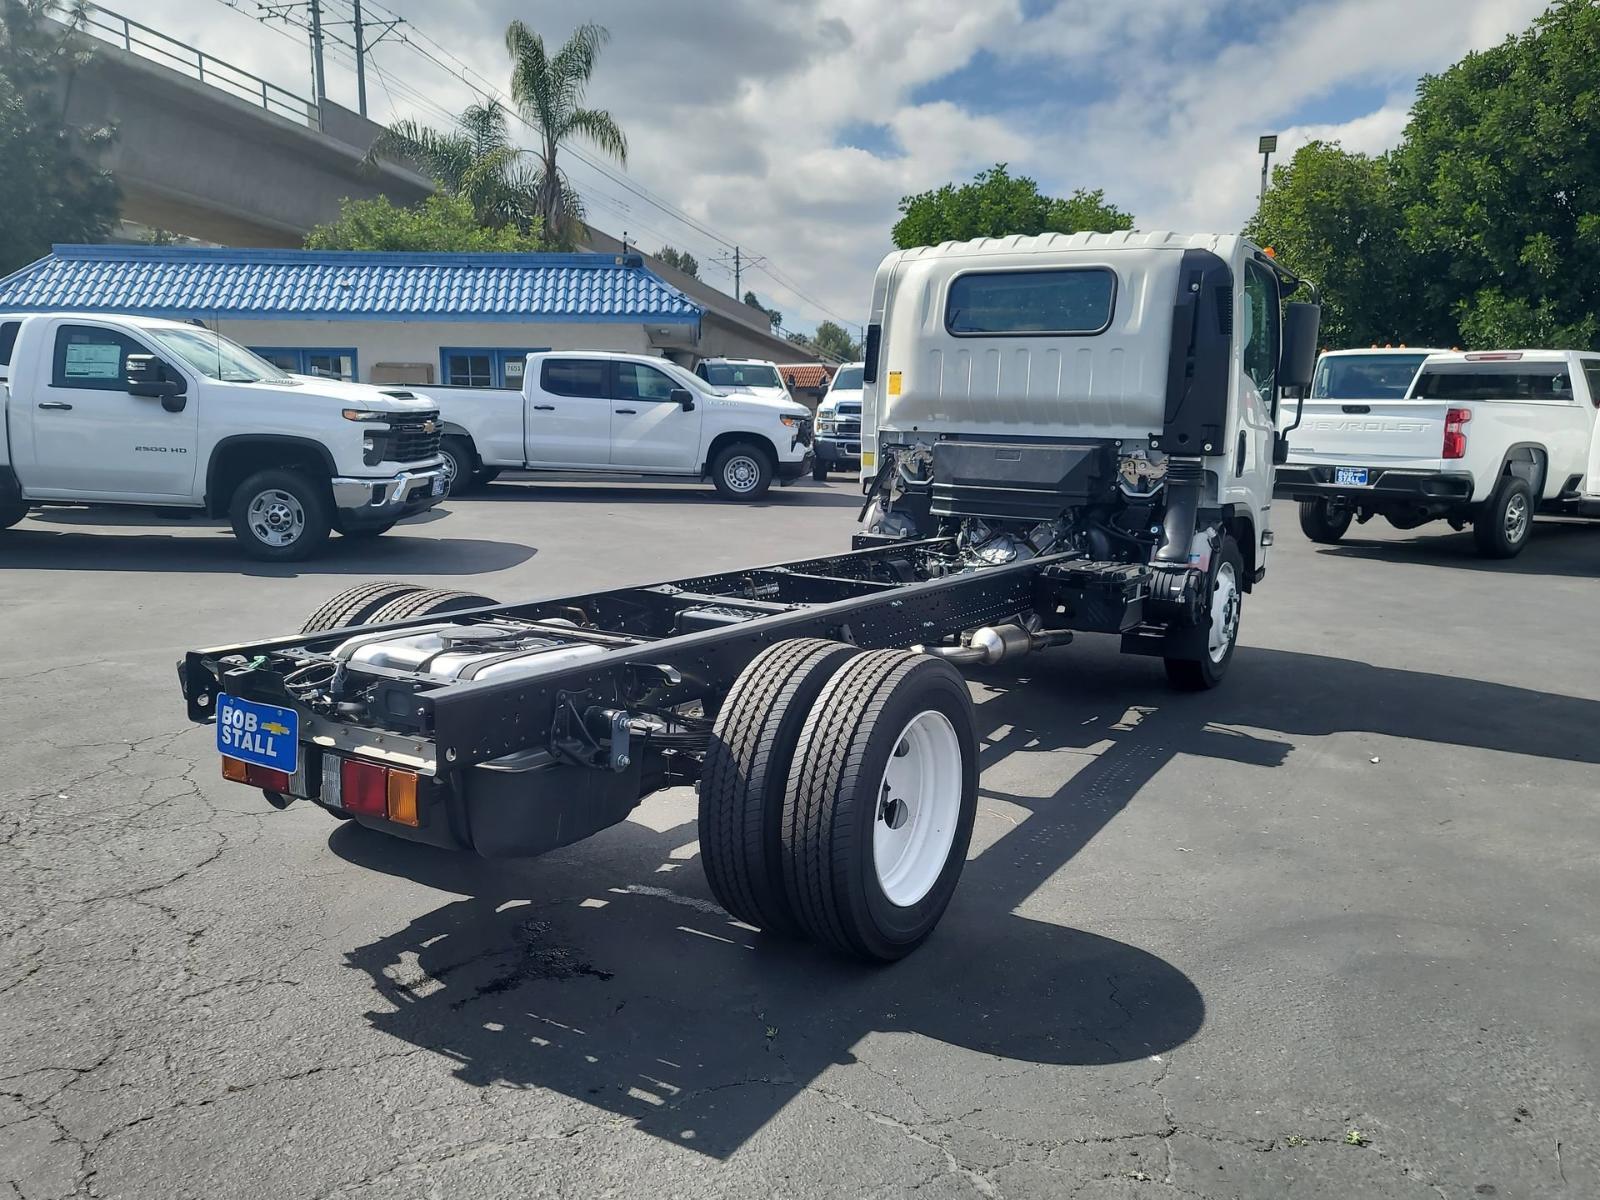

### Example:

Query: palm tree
xmin=368 ymin=100 xmax=539 ymax=234
xmin=503 ymin=21 xmax=627 ymax=248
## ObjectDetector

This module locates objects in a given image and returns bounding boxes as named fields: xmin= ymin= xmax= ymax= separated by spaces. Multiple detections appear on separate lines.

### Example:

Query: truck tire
xmin=711 ymin=442 xmax=774 ymax=501
xmin=1473 ymin=476 xmax=1533 ymax=559
xmin=699 ymin=639 xmax=860 ymax=936
xmin=1164 ymin=535 xmax=1244 ymax=691
xmin=229 ymin=468 xmax=332 ymax=562
xmin=1297 ymin=499 xmax=1351 ymax=544
xmin=0 ymin=498 xmax=26 ymax=530
xmin=438 ymin=436 xmax=477 ymax=497
xmin=301 ymin=581 xmax=423 ymax=633
xmin=363 ymin=587 xmax=498 ymax=624
xmin=811 ymin=458 xmax=829 ymax=482
xmin=474 ymin=466 xmax=502 ymax=487
xmin=781 ymin=650 xmax=978 ymax=962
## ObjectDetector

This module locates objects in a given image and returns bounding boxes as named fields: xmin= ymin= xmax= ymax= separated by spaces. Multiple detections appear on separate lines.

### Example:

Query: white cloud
xmin=109 ymin=0 xmax=1549 ymax=333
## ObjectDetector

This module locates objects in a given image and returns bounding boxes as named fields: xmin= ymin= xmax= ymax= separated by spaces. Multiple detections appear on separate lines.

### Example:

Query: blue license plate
xmin=216 ymin=694 xmax=298 ymax=774
xmin=1335 ymin=466 xmax=1369 ymax=486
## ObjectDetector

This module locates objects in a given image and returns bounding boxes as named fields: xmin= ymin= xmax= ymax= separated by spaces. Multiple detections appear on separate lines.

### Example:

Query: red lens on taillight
xmin=341 ymin=758 xmax=388 ymax=816
xmin=1443 ymin=407 xmax=1471 ymax=459
xmin=222 ymin=756 xmax=290 ymax=793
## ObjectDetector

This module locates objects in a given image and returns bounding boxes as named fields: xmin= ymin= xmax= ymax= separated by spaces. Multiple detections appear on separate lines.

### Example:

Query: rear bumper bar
xmin=1274 ymin=466 xmax=1474 ymax=504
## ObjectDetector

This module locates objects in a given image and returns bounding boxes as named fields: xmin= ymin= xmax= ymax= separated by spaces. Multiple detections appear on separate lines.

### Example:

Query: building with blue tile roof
xmin=0 ymin=245 xmax=798 ymax=389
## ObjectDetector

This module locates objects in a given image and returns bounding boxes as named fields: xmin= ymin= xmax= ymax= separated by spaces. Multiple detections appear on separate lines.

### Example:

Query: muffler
xmin=915 ymin=622 xmax=1073 ymax=667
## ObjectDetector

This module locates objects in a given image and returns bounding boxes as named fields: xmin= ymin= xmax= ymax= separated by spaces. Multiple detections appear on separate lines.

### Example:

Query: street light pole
xmin=1258 ymin=134 xmax=1278 ymax=207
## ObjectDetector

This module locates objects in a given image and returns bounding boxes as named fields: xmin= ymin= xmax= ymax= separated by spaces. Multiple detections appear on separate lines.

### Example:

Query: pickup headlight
xmin=342 ymin=408 xmax=389 ymax=422
xmin=779 ymin=415 xmax=801 ymax=428
xmin=817 ymin=418 xmax=836 ymax=433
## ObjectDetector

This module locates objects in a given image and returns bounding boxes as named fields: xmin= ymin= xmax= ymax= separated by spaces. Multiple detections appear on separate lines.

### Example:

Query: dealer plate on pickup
xmin=216 ymin=694 xmax=298 ymax=774
xmin=1334 ymin=466 xmax=1369 ymax=486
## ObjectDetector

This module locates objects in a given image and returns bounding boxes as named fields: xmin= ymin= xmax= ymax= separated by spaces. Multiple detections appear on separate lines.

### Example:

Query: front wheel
xmin=1298 ymin=498 xmax=1351 ymax=544
xmin=811 ymin=458 xmax=829 ymax=482
xmin=1473 ymin=476 xmax=1533 ymax=558
xmin=711 ymin=442 xmax=774 ymax=501
xmin=0 ymin=497 xmax=26 ymax=530
xmin=438 ymin=436 xmax=477 ymax=497
xmin=1164 ymin=535 xmax=1243 ymax=691
xmin=229 ymin=468 xmax=331 ymax=562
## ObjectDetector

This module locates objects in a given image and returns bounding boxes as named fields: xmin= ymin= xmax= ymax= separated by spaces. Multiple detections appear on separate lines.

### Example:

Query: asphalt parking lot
xmin=2 ymin=481 xmax=1597 ymax=1200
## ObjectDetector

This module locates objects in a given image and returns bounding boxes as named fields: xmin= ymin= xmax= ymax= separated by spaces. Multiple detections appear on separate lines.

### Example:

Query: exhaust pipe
xmin=916 ymin=622 xmax=1073 ymax=667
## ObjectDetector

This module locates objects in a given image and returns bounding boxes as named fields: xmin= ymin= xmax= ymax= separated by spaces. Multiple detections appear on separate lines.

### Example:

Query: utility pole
xmin=734 ymin=246 xmax=741 ymax=297
xmin=308 ymin=0 xmax=326 ymax=107
xmin=1258 ymin=134 xmax=1278 ymax=207
xmin=351 ymin=0 xmax=366 ymax=117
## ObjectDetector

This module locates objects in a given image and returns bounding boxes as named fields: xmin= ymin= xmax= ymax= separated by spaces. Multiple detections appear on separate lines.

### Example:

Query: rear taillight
xmin=1443 ymin=407 xmax=1471 ymax=459
xmin=221 ymin=756 xmax=290 ymax=793
xmin=338 ymin=756 xmax=421 ymax=826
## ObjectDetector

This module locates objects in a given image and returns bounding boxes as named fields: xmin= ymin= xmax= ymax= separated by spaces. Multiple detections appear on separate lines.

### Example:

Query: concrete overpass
xmin=65 ymin=6 xmax=431 ymax=246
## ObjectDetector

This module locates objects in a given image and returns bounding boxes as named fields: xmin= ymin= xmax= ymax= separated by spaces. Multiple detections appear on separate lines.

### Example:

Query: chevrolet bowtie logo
xmin=422 ymin=420 xmax=437 ymax=433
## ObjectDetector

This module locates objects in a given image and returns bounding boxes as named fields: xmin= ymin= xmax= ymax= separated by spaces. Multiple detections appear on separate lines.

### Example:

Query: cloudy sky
xmin=121 ymin=0 xmax=1549 ymax=336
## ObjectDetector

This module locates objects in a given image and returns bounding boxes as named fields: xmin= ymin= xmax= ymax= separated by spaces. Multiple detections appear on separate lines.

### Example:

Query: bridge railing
xmin=78 ymin=2 xmax=320 ymax=130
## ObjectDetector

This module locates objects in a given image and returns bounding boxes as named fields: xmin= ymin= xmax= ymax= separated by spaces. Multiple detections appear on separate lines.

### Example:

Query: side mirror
xmin=669 ymin=387 xmax=695 ymax=412
xmin=1279 ymin=302 xmax=1321 ymax=390
xmin=127 ymin=354 xmax=187 ymax=412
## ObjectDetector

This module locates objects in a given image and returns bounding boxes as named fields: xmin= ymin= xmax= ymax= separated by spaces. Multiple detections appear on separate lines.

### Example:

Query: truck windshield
xmin=703 ymin=363 xmax=782 ymax=389
xmin=145 ymin=327 xmax=292 ymax=384
xmin=1311 ymin=353 xmax=1428 ymax=400
xmin=829 ymin=366 xmax=863 ymax=391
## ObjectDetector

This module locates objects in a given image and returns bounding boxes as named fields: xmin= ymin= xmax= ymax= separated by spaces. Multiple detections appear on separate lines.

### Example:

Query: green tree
xmin=743 ymin=289 xmax=782 ymax=332
xmin=655 ymin=245 xmax=698 ymax=278
xmin=1390 ymin=0 xmax=1600 ymax=348
xmin=368 ymin=100 xmax=539 ymax=233
xmin=505 ymin=21 xmax=627 ymax=248
xmin=811 ymin=320 xmax=861 ymax=362
xmin=892 ymin=164 xmax=1132 ymax=249
xmin=306 ymin=194 xmax=545 ymax=252
xmin=1244 ymin=141 xmax=1430 ymax=349
xmin=0 ymin=0 xmax=120 ymax=273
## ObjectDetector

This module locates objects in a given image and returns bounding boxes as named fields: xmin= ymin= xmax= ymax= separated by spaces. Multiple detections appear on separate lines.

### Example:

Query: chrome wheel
xmin=874 ymin=709 xmax=963 ymax=907
xmin=439 ymin=448 xmax=459 ymax=490
xmin=1207 ymin=560 xmax=1240 ymax=664
xmin=246 ymin=488 xmax=306 ymax=548
xmin=722 ymin=453 xmax=762 ymax=495
xmin=1504 ymin=491 xmax=1529 ymax=543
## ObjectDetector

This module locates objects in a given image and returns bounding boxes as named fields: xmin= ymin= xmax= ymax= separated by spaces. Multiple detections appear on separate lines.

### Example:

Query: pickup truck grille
xmin=384 ymin=412 xmax=442 ymax=463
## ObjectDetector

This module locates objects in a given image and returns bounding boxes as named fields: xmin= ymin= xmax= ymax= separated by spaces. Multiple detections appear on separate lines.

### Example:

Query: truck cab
xmin=0 ymin=313 xmax=446 ymax=559
xmin=860 ymin=231 xmax=1318 ymax=686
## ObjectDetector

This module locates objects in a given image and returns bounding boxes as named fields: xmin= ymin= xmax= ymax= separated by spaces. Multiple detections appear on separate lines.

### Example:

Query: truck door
xmin=608 ymin=359 xmax=702 ymax=471
xmin=524 ymin=357 xmax=614 ymax=468
xmin=24 ymin=323 xmax=198 ymax=501
xmin=1230 ymin=260 xmax=1279 ymax=541
xmin=1581 ymin=360 xmax=1600 ymax=501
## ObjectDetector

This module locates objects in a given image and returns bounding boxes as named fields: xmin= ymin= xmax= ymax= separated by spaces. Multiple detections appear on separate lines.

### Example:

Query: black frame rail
xmin=182 ymin=538 xmax=1081 ymax=774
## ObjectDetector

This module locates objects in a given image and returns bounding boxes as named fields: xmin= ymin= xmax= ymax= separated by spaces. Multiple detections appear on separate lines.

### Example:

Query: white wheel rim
xmin=723 ymin=455 xmax=761 ymax=493
xmin=247 ymin=489 xmax=305 ymax=548
xmin=1207 ymin=561 xmax=1240 ymax=664
xmin=874 ymin=709 xmax=962 ymax=907
xmin=1504 ymin=492 xmax=1528 ymax=542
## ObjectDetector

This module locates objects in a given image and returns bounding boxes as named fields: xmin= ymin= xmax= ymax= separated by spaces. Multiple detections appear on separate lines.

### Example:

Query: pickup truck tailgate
xmin=1287 ymin=399 xmax=1449 ymax=471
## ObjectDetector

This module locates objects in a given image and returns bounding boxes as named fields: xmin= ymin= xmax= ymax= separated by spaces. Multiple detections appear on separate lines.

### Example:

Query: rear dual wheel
xmin=699 ymin=644 xmax=978 ymax=962
xmin=300 ymin=581 xmax=498 ymax=633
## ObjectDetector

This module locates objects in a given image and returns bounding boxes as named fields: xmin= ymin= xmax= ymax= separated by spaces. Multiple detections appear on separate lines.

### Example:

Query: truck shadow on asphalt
xmin=473 ymin=478 xmax=865 ymax=509
xmin=1311 ymin=517 xmax=1599 ymax=578
xmin=1 ymin=517 xmax=536 ymax=576
xmin=331 ymin=642 xmax=1599 ymax=1158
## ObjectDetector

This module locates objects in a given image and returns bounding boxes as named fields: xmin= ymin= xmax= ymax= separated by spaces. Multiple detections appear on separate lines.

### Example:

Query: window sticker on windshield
xmin=64 ymin=342 xmax=121 ymax=380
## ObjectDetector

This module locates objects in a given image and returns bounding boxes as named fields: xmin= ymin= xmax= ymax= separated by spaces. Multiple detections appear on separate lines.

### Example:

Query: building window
xmin=249 ymin=347 xmax=358 ymax=381
xmin=440 ymin=347 xmax=547 ymax=388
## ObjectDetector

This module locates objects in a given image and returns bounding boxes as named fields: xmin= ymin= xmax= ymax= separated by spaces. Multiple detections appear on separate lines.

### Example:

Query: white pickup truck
xmin=421 ymin=350 xmax=813 ymax=501
xmin=0 ymin=313 xmax=447 ymax=560
xmin=1277 ymin=349 xmax=1600 ymax=556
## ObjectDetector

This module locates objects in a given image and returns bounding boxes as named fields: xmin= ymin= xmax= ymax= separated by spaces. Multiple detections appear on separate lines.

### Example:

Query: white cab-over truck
xmin=0 ymin=313 xmax=447 ymax=559
xmin=1277 ymin=349 xmax=1600 ymax=557
xmin=420 ymin=351 xmax=813 ymax=501
xmin=181 ymin=231 xmax=1317 ymax=963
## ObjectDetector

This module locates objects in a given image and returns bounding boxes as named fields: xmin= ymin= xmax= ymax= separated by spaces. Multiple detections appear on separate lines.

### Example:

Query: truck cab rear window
xmin=945 ymin=268 xmax=1115 ymax=336
xmin=0 ymin=321 xmax=18 ymax=367
xmin=1413 ymin=364 xmax=1573 ymax=401
xmin=540 ymin=358 xmax=609 ymax=398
